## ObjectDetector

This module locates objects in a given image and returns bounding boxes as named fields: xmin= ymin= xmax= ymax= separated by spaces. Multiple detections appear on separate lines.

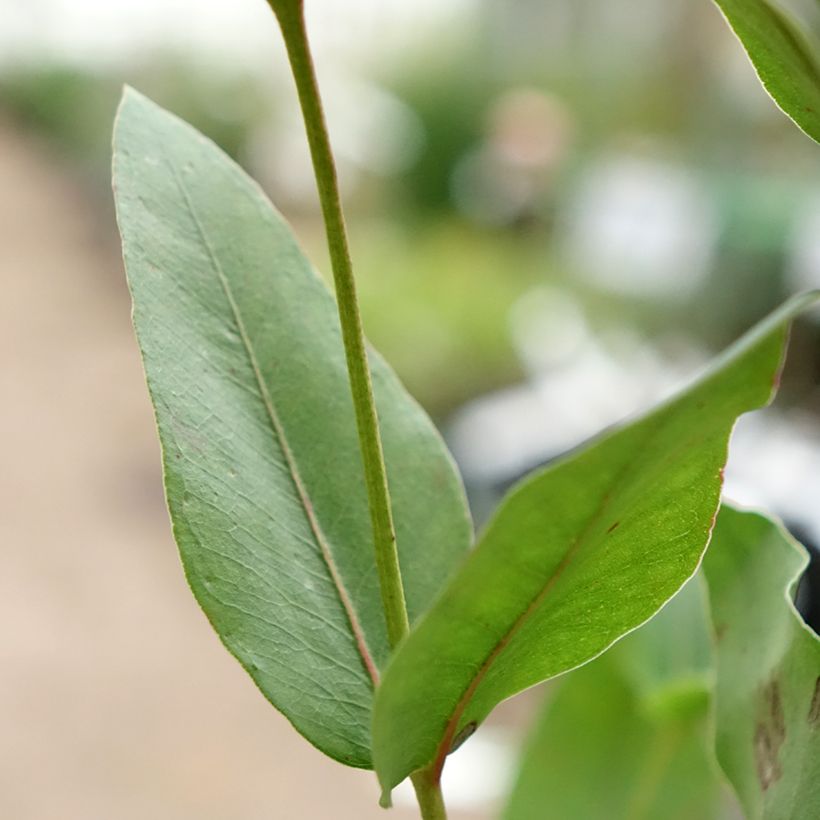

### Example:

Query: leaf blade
xmin=713 ymin=0 xmax=820 ymax=143
xmin=703 ymin=505 xmax=820 ymax=819
xmin=373 ymin=293 xmax=818 ymax=795
xmin=113 ymin=88 xmax=472 ymax=767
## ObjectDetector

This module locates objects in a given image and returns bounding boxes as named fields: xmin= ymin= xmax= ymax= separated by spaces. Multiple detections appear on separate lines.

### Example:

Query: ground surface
xmin=0 ymin=121 xmax=487 ymax=820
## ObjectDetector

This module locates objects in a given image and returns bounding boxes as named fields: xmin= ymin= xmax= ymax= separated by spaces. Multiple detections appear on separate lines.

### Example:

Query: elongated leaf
xmin=112 ymin=89 xmax=472 ymax=768
xmin=373 ymin=293 xmax=819 ymax=798
xmin=504 ymin=581 xmax=722 ymax=820
xmin=713 ymin=0 xmax=820 ymax=143
xmin=703 ymin=505 xmax=820 ymax=819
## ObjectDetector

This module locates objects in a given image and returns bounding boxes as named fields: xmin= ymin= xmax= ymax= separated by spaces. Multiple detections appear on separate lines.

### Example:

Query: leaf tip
xmin=378 ymin=787 xmax=393 ymax=809
xmin=115 ymin=84 xmax=151 ymax=125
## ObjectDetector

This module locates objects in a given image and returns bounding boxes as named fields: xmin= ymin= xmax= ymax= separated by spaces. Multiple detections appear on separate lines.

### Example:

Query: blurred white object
xmin=449 ymin=287 xmax=706 ymax=482
xmin=725 ymin=409 xmax=820 ymax=546
xmin=251 ymin=75 xmax=424 ymax=206
xmin=0 ymin=0 xmax=478 ymax=69
xmin=564 ymin=154 xmax=718 ymax=299
xmin=393 ymin=727 xmax=514 ymax=811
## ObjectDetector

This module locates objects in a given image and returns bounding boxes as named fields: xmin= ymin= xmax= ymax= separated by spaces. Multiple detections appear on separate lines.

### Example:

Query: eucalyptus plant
xmin=113 ymin=1 xmax=820 ymax=817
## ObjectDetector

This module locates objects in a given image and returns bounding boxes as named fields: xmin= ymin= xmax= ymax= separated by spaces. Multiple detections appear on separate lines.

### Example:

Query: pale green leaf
xmin=713 ymin=0 xmax=820 ymax=143
xmin=112 ymin=88 xmax=472 ymax=768
xmin=373 ymin=293 xmax=818 ymax=798
xmin=703 ymin=505 xmax=820 ymax=819
xmin=504 ymin=580 xmax=722 ymax=820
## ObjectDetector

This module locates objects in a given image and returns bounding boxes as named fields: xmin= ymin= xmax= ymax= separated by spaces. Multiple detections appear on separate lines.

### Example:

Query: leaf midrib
xmin=163 ymin=153 xmax=379 ymax=687
xmin=429 ymin=413 xmax=710 ymax=781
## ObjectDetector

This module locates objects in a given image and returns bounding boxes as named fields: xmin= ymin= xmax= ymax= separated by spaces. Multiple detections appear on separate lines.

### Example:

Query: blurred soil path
xmin=0 ymin=120 xmax=482 ymax=820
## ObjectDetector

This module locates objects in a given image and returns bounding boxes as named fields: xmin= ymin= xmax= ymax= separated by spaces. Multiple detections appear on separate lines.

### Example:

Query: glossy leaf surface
xmin=703 ymin=506 xmax=820 ymax=819
xmin=504 ymin=580 xmax=722 ymax=820
xmin=373 ymin=294 xmax=818 ymax=797
xmin=113 ymin=89 xmax=472 ymax=768
xmin=713 ymin=0 xmax=820 ymax=143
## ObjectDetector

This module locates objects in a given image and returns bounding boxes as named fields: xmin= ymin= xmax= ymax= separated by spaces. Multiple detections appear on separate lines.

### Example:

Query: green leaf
xmin=713 ymin=0 xmax=820 ymax=143
xmin=610 ymin=576 xmax=713 ymax=722
xmin=373 ymin=293 xmax=819 ymax=798
xmin=112 ymin=88 xmax=471 ymax=768
xmin=703 ymin=505 xmax=820 ymax=819
xmin=504 ymin=580 xmax=723 ymax=820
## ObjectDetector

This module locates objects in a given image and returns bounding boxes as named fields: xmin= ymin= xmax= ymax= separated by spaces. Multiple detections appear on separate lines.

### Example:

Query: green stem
xmin=268 ymin=6 xmax=450 ymax=816
xmin=266 ymin=0 xmax=410 ymax=650
xmin=411 ymin=766 xmax=448 ymax=820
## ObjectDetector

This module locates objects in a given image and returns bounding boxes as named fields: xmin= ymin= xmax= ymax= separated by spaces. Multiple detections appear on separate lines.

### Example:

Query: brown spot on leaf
xmin=755 ymin=724 xmax=783 ymax=790
xmin=809 ymin=676 xmax=820 ymax=728
xmin=606 ymin=521 xmax=620 ymax=534
xmin=755 ymin=680 xmax=786 ymax=791
xmin=767 ymin=681 xmax=786 ymax=741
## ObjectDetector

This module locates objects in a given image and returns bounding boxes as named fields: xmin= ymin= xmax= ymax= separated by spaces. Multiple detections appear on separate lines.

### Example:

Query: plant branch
xmin=266 ymin=0 xmax=410 ymax=650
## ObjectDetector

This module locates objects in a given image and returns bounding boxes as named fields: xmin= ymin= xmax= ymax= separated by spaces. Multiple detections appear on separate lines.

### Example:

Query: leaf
xmin=713 ymin=0 xmax=820 ymax=143
xmin=504 ymin=663 xmax=720 ymax=820
xmin=609 ymin=575 xmax=713 ymax=721
xmin=703 ymin=505 xmax=820 ymax=819
xmin=504 ymin=580 xmax=723 ymax=820
xmin=112 ymin=88 xmax=472 ymax=768
xmin=372 ymin=293 xmax=819 ymax=799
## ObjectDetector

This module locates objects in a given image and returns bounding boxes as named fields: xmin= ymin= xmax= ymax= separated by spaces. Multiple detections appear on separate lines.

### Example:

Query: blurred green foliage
xmin=3 ymin=4 xmax=820 ymax=417
xmin=383 ymin=55 xmax=492 ymax=215
xmin=352 ymin=221 xmax=548 ymax=415
xmin=0 ymin=66 xmax=119 ymax=175
xmin=0 ymin=61 xmax=272 ymax=180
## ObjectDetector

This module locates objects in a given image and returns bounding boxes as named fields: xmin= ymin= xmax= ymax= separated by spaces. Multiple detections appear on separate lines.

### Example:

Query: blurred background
xmin=2 ymin=0 xmax=820 ymax=817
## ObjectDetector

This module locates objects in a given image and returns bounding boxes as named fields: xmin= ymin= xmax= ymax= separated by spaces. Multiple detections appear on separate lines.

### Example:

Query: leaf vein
xmin=162 ymin=153 xmax=379 ymax=687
